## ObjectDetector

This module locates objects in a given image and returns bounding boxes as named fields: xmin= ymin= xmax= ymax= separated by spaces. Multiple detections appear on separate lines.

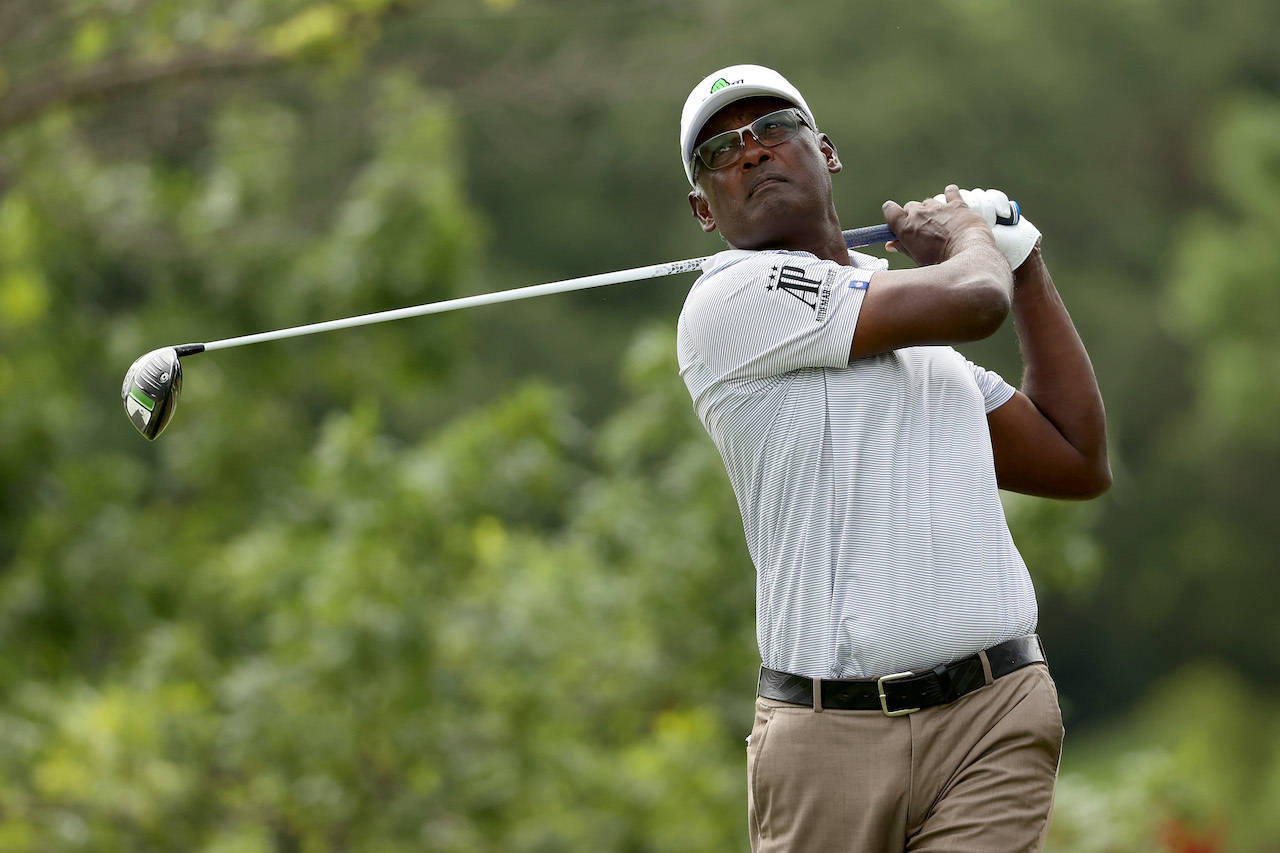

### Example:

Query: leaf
xmin=266 ymin=4 xmax=348 ymax=59
xmin=70 ymin=19 xmax=112 ymax=66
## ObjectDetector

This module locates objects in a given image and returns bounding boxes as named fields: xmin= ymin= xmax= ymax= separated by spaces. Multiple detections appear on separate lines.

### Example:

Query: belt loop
xmin=812 ymin=677 xmax=823 ymax=713
xmin=932 ymin=663 xmax=953 ymax=701
xmin=978 ymin=650 xmax=995 ymax=686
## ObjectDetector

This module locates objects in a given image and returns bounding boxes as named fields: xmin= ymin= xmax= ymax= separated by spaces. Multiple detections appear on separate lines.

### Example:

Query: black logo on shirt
xmin=768 ymin=265 xmax=832 ymax=321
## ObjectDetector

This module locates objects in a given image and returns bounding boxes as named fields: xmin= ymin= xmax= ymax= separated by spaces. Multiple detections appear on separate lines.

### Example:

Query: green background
xmin=1 ymin=0 xmax=1277 ymax=849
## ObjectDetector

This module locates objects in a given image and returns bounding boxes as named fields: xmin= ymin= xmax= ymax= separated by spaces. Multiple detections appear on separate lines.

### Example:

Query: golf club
xmin=122 ymin=223 xmax=900 ymax=440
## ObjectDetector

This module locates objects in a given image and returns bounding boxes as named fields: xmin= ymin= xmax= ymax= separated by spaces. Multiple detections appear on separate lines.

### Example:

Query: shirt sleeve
xmin=964 ymin=357 xmax=1017 ymax=413
xmin=681 ymin=251 xmax=877 ymax=381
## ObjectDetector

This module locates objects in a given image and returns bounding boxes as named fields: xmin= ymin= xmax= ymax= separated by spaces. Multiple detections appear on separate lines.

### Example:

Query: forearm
xmin=939 ymin=241 xmax=1014 ymax=337
xmin=950 ymin=240 xmax=1014 ymax=301
xmin=852 ymin=241 xmax=1010 ymax=359
xmin=1010 ymin=247 xmax=1110 ymax=479
xmin=856 ymin=186 xmax=1013 ymax=359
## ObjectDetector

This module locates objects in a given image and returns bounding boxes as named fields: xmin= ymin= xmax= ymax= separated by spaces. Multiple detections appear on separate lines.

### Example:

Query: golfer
xmin=676 ymin=65 xmax=1109 ymax=851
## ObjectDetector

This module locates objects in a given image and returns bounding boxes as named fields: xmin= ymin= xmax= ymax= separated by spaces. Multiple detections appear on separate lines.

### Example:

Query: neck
xmin=736 ymin=207 xmax=852 ymax=265
xmin=804 ymin=217 xmax=854 ymax=265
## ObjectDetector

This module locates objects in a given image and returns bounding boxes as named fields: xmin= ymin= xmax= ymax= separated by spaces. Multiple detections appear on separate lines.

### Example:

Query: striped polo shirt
xmin=676 ymin=247 xmax=1036 ymax=679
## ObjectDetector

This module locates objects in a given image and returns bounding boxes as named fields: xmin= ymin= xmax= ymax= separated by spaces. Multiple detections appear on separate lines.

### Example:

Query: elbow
xmin=1067 ymin=459 xmax=1113 ymax=500
xmin=940 ymin=243 xmax=1013 ymax=342
xmin=961 ymin=274 xmax=1012 ymax=341
xmin=1085 ymin=461 xmax=1113 ymax=499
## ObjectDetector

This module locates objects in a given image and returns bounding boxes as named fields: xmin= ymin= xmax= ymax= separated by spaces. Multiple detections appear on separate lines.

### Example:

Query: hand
xmin=881 ymin=184 xmax=995 ymax=267
xmin=933 ymin=187 xmax=1042 ymax=271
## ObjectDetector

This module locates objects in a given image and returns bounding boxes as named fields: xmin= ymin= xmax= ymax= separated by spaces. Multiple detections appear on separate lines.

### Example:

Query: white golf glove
xmin=933 ymin=187 xmax=1041 ymax=270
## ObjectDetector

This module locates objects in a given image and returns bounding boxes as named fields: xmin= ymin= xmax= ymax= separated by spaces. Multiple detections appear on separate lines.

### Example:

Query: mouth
xmin=748 ymin=175 xmax=787 ymax=198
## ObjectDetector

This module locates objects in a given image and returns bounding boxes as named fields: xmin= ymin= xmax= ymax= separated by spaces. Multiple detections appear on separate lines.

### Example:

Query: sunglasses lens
xmin=698 ymin=131 xmax=742 ymax=171
xmin=752 ymin=110 xmax=801 ymax=144
xmin=694 ymin=110 xmax=804 ymax=173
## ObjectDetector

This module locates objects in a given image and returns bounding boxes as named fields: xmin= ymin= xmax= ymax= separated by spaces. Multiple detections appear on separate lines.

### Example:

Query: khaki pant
xmin=747 ymin=663 xmax=1064 ymax=852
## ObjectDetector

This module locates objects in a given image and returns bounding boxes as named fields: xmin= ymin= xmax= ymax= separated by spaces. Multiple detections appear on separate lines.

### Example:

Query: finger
xmin=944 ymin=184 xmax=963 ymax=203
xmin=988 ymin=188 xmax=1012 ymax=219
xmin=882 ymin=200 xmax=906 ymax=229
xmin=885 ymin=239 xmax=914 ymax=262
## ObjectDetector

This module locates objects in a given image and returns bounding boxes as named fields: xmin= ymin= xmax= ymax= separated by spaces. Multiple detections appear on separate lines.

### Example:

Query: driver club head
xmin=122 ymin=347 xmax=183 ymax=440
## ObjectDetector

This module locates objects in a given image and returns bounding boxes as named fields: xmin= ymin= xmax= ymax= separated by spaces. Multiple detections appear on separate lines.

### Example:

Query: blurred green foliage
xmin=1 ymin=0 xmax=1278 ymax=849
xmin=1049 ymin=663 xmax=1280 ymax=852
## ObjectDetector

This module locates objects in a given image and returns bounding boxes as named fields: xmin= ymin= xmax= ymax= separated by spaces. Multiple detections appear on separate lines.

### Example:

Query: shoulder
xmin=686 ymin=249 xmax=783 ymax=302
xmin=847 ymin=248 xmax=890 ymax=274
xmin=680 ymin=250 xmax=786 ymax=333
xmin=684 ymin=248 xmax=884 ymax=313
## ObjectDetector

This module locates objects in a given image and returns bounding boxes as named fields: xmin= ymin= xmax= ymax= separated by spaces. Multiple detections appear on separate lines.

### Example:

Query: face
xmin=688 ymin=96 xmax=842 ymax=250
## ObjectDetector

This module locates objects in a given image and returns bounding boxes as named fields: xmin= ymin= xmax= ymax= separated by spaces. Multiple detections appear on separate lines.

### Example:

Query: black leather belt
xmin=757 ymin=635 xmax=1046 ymax=716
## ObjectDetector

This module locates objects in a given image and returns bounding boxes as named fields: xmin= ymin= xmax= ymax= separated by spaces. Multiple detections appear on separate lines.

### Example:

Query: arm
xmin=986 ymin=246 xmax=1111 ymax=498
xmin=851 ymin=185 xmax=1013 ymax=360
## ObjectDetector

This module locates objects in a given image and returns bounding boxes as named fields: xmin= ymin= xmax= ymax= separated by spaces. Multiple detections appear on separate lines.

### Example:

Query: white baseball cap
xmin=679 ymin=64 xmax=818 ymax=186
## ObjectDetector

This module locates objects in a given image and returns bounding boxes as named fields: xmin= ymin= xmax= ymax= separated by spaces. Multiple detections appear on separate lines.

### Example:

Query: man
xmin=675 ymin=65 xmax=1109 ymax=852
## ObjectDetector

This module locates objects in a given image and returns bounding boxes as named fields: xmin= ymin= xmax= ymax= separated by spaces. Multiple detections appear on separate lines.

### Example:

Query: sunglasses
xmin=692 ymin=108 xmax=810 ymax=175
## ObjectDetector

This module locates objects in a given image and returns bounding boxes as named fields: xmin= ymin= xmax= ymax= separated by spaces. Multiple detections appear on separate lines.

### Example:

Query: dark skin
xmin=688 ymin=98 xmax=1110 ymax=499
xmin=688 ymin=97 xmax=849 ymax=259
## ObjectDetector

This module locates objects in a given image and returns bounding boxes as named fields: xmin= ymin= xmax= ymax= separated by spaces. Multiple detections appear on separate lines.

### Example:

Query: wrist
xmin=945 ymin=225 xmax=999 ymax=261
xmin=1012 ymin=240 xmax=1046 ymax=285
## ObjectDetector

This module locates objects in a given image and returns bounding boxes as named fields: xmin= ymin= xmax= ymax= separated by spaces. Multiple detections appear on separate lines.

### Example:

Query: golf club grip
xmin=842 ymin=223 xmax=895 ymax=248
xmin=197 ymin=221 xmax=896 ymax=352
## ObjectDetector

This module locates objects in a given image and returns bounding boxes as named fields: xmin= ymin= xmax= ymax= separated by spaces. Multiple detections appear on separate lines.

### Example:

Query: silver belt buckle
xmin=876 ymin=670 xmax=921 ymax=717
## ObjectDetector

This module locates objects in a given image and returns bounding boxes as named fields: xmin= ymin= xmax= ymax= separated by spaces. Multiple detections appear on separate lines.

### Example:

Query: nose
xmin=739 ymin=130 xmax=771 ymax=168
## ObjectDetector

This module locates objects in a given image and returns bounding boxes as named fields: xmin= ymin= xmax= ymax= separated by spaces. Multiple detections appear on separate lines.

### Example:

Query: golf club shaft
xmin=189 ymin=224 xmax=894 ymax=355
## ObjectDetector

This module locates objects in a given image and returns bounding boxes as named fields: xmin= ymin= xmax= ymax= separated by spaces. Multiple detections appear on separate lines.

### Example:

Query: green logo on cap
xmin=710 ymin=78 xmax=730 ymax=94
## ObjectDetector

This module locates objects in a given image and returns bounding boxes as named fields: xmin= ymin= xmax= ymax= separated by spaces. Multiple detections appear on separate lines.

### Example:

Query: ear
xmin=818 ymin=133 xmax=842 ymax=175
xmin=688 ymin=188 xmax=717 ymax=233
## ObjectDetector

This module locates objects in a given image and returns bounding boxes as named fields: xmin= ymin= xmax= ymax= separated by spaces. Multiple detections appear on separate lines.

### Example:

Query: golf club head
xmin=122 ymin=347 xmax=183 ymax=440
